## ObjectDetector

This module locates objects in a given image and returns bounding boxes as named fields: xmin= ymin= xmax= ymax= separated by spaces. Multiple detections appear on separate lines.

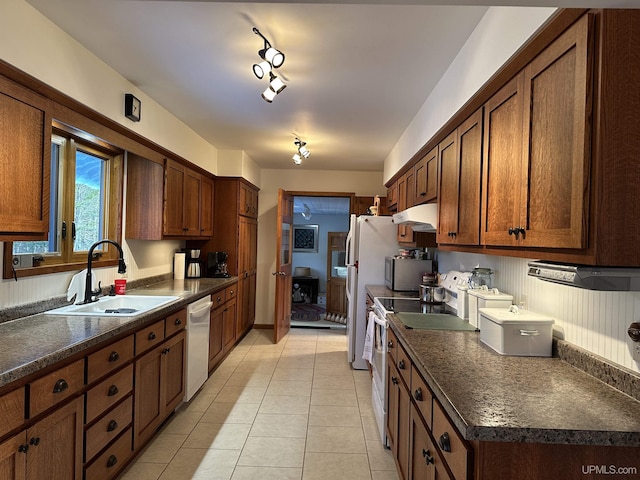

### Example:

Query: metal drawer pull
xmin=174 ymin=318 xmax=182 ymax=326
xmin=422 ymin=448 xmax=434 ymax=465
xmin=391 ymin=376 xmax=398 ymax=385
xmin=398 ymin=359 xmax=405 ymax=370
xmin=29 ymin=437 xmax=40 ymax=446
xmin=414 ymin=388 xmax=423 ymax=401
xmin=109 ymin=351 xmax=120 ymax=362
xmin=439 ymin=432 xmax=451 ymax=452
xmin=106 ymin=455 xmax=118 ymax=468
xmin=53 ymin=379 xmax=69 ymax=394
xmin=18 ymin=444 xmax=28 ymax=454
xmin=148 ymin=332 xmax=156 ymax=341
xmin=107 ymin=385 xmax=119 ymax=396
xmin=107 ymin=420 xmax=118 ymax=432
xmin=387 ymin=341 xmax=394 ymax=348
xmin=519 ymin=329 xmax=540 ymax=336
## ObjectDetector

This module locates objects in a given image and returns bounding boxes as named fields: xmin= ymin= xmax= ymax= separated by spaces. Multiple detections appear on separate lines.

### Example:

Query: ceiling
xmin=25 ymin=0 xmax=640 ymax=172
xmin=293 ymin=196 xmax=351 ymax=217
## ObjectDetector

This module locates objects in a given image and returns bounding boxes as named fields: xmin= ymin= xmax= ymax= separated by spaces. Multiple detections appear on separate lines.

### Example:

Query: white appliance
xmin=468 ymin=288 xmax=513 ymax=328
xmin=440 ymin=270 xmax=473 ymax=319
xmin=346 ymin=215 xmax=399 ymax=370
xmin=184 ymin=295 xmax=212 ymax=401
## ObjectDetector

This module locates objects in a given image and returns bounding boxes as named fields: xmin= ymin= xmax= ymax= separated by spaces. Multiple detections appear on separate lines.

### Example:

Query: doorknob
xmin=272 ymin=271 xmax=286 ymax=276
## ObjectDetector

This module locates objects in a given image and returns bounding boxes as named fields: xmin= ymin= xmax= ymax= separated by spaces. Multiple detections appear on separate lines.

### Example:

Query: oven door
xmin=371 ymin=306 xmax=388 ymax=445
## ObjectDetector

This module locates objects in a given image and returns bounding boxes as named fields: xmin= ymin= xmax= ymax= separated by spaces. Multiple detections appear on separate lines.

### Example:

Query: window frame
xmin=3 ymin=122 xmax=124 ymax=279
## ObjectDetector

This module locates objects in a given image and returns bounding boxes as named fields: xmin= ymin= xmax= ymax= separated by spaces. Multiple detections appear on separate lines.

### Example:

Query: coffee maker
xmin=207 ymin=251 xmax=230 ymax=278
xmin=186 ymin=249 xmax=201 ymax=278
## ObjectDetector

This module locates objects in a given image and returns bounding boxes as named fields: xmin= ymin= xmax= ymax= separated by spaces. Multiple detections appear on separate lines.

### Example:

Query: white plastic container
xmin=479 ymin=307 xmax=554 ymax=357
xmin=468 ymin=288 xmax=513 ymax=328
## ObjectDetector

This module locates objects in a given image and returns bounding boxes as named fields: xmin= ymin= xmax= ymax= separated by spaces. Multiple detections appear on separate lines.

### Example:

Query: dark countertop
xmin=365 ymin=285 xmax=640 ymax=447
xmin=0 ymin=277 xmax=237 ymax=389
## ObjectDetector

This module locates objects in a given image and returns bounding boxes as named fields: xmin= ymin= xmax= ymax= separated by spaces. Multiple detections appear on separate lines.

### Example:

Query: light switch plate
xmin=633 ymin=343 xmax=640 ymax=362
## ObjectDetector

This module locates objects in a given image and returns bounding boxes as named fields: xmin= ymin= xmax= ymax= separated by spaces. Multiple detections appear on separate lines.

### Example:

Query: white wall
xmin=217 ymin=150 xmax=262 ymax=188
xmin=385 ymin=7 xmax=640 ymax=373
xmin=0 ymin=0 xmax=215 ymax=308
xmin=256 ymin=169 xmax=386 ymax=326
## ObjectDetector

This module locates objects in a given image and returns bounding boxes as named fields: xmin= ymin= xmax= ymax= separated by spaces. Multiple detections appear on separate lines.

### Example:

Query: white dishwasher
xmin=184 ymin=295 xmax=212 ymax=401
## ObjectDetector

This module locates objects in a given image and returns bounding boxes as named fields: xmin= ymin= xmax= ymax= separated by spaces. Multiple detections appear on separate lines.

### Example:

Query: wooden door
xmin=200 ymin=175 xmax=214 ymax=237
xmin=274 ymin=189 xmax=293 ymax=344
xmin=436 ymin=131 xmax=458 ymax=245
xmin=26 ymin=397 xmax=83 ymax=480
xmin=209 ymin=306 xmax=224 ymax=370
xmin=163 ymin=159 xmax=185 ymax=236
xmin=409 ymin=404 xmax=452 ymax=480
xmin=386 ymin=361 xmax=399 ymax=454
xmin=519 ymin=14 xmax=592 ymax=249
xmin=162 ymin=331 xmax=186 ymax=414
xmin=397 ymin=376 xmax=411 ymax=480
xmin=455 ymin=108 xmax=483 ymax=245
xmin=0 ymin=432 xmax=26 ymax=480
xmin=326 ymin=232 xmax=347 ymax=317
xmin=223 ymin=299 xmax=237 ymax=350
xmin=183 ymin=169 xmax=201 ymax=236
xmin=481 ymin=73 xmax=525 ymax=246
xmin=414 ymin=146 xmax=438 ymax=205
xmin=134 ymin=345 xmax=162 ymax=449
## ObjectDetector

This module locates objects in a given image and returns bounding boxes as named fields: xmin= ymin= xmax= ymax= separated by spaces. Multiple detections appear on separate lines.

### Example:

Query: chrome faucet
xmin=83 ymin=239 xmax=127 ymax=304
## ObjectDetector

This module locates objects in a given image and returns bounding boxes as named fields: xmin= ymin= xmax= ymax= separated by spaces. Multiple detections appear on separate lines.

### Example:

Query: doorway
xmin=290 ymin=195 xmax=350 ymax=329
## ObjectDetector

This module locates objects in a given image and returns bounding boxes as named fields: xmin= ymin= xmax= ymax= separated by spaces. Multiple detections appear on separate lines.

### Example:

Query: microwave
xmin=385 ymin=257 xmax=433 ymax=291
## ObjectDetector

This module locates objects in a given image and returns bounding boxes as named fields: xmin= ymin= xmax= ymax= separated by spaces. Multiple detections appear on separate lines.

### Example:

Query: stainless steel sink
xmin=46 ymin=295 xmax=179 ymax=317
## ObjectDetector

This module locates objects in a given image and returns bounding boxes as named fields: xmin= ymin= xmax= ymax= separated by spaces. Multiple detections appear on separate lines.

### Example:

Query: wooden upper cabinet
xmin=387 ymin=182 xmax=398 ymax=212
xmin=183 ymin=168 xmax=201 ymax=236
xmin=164 ymin=159 xmax=187 ymax=236
xmin=239 ymin=182 xmax=258 ymax=218
xmin=414 ymin=146 xmax=438 ymax=205
xmin=0 ymin=76 xmax=52 ymax=239
xmin=200 ymin=175 xmax=214 ymax=237
xmin=438 ymin=109 xmax=483 ymax=246
xmin=482 ymin=15 xmax=592 ymax=249
xmin=519 ymin=14 xmax=592 ymax=249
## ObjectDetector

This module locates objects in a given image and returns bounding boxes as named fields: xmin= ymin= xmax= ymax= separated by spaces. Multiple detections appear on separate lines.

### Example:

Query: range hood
xmin=527 ymin=261 xmax=640 ymax=291
xmin=392 ymin=204 xmax=438 ymax=232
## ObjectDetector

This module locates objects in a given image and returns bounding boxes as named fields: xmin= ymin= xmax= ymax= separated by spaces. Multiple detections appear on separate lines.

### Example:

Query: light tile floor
xmin=119 ymin=327 xmax=399 ymax=480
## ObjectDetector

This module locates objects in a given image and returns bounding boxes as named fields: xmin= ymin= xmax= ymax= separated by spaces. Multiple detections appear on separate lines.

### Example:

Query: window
xmin=7 ymin=124 xmax=123 ymax=277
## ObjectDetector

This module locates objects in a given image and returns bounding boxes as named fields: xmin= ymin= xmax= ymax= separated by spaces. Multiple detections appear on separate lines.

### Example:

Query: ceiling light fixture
xmin=301 ymin=204 xmax=312 ymax=220
xmin=292 ymin=137 xmax=310 ymax=164
xmin=252 ymin=27 xmax=286 ymax=102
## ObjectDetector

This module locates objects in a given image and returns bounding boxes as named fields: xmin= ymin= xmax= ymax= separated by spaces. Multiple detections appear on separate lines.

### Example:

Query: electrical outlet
xmin=634 ymin=343 xmax=640 ymax=362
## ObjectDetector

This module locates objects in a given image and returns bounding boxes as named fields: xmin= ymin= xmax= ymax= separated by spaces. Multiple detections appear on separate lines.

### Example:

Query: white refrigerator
xmin=346 ymin=214 xmax=399 ymax=370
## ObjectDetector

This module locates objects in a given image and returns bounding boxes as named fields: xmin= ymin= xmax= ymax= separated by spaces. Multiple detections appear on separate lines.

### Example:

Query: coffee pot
xmin=207 ymin=251 xmax=230 ymax=278
xmin=186 ymin=249 xmax=201 ymax=278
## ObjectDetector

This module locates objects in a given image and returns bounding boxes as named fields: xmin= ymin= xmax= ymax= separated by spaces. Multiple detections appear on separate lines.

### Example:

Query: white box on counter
xmin=479 ymin=307 xmax=554 ymax=357
xmin=468 ymin=288 xmax=513 ymax=328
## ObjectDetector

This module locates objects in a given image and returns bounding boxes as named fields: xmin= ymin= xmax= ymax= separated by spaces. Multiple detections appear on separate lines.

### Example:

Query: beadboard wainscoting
xmin=439 ymin=251 xmax=640 ymax=374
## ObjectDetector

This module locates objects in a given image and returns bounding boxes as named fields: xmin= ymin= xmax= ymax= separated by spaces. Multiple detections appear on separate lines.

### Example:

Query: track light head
xmin=253 ymin=60 xmax=271 ymax=79
xmin=292 ymin=153 xmax=302 ymax=165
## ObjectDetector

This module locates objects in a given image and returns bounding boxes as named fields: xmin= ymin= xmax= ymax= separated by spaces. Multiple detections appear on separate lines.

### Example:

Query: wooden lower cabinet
xmin=134 ymin=330 xmax=186 ymax=449
xmin=2 ymin=396 xmax=84 ymax=480
xmin=410 ymin=403 xmax=451 ymax=480
xmin=387 ymin=357 xmax=411 ymax=480
xmin=209 ymin=303 xmax=224 ymax=371
xmin=223 ymin=298 xmax=238 ymax=351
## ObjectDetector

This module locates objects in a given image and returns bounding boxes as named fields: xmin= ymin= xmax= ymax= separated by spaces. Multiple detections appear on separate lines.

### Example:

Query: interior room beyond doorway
xmin=291 ymin=195 xmax=350 ymax=329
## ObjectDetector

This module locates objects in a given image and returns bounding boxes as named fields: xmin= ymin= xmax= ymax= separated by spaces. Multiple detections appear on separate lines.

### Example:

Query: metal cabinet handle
xmin=439 ymin=432 xmax=451 ymax=452
xmin=391 ymin=376 xmax=398 ymax=385
xmin=107 ymin=420 xmax=118 ymax=432
xmin=18 ymin=444 xmax=28 ymax=454
xmin=53 ymin=379 xmax=69 ymax=394
xmin=148 ymin=332 xmax=156 ymax=341
xmin=106 ymin=455 xmax=118 ymax=468
xmin=414 ymin=388 xmax=423 ymax=401
xmin=398 ymin=359 xmax=405 ymax=370
xmin=29 ymin=437 xmax=40 ymax=446
xmin=107 ymin=385 xmax=119 ymax=397
xmin=387 ymin=341 xmax=394 ymax=349
xmin=422 ymin=448 xmax=434 ymax=465
xmin=109 ymin=351 xmax=120 ymax=362
xmin=175 ymin=318 xmax=182 ymax=326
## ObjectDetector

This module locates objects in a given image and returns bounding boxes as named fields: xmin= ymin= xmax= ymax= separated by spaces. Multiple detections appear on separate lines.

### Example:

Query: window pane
xmin=74 ymin=150 xmax=106 ymax=252
xmin=12 ymin=141 xmax=61 ymax=255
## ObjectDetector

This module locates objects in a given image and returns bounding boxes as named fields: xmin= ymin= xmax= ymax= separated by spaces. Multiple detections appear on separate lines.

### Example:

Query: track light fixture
xmin=293 ymin=137 xmax=310 ymax=164
xmin=253 ymin=27 xmax=286 ymax=102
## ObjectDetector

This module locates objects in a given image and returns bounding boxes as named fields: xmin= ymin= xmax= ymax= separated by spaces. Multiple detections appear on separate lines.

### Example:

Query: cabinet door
xmin=437 ymin=131 xmax=458 ymax=244
xmin=396 ymin=374 xmax=411 ymax=480
xmin=209 ymin=306 xmax=224 ymax=370
xmin=223 ymin=299 xmax=237 ymax=351
xmin=519 ymin=14 xmax=592 ymax=249
xmin=387 ymin=182 xmax=398 ymax=212
xmin=410 ymin=404 xmax=451 ymax=480
xmin=183 ymin=169 xmax=201 ymax=236
xmin=414 ymin=147 xmax=438 ymax=205
xmin=134 ymin=345 xmax=162 ymax=449
xmin=162 ymin=331 xmax=186 ymax=413
xmin=239 ymin=183 xmax=258 ymax=218
xmin=481 ymin=73 xmax=525 ymax=246
xmin=163 ymin=159 xmax=186 ymax=236
xmin=396 ymin=173 xmax=414 ymax=244
xmin=26 ymin=397 xmax=83 ymax=480
xmin=0 ymin=431 xmax=26 ymax=480
xmin=200 ymin=175 xmax=214 ymax=237
xmin=0 ymin=77 xmax=51 ymax=238
xmin=386 ymin=360 xmax=399 ymax=453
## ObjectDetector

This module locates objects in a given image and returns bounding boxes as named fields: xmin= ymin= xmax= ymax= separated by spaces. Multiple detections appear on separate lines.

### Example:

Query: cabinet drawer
xmin=87 ymin=335 xmax=134 ymax=384
xmin=135 ymin=319 xmax=165 ymax=354
xmin=411 ymin=366 xmax=433 ymax=428
xmin=29 ymin=358 xmax=84 ymax=417
xmin=85 ymin=364 xmax=134 ymax=423
xmin=432 ymin=400 xmax=470 ymax=480
xmin=165 ymin=309 xmax=187 ymax=337
xmin=225 ymin=284 xmax=237 ymax=302
xmin=396 ymin=342 xmax=411 ymax=387
xmin=0 ymin=387 xmax=24 ymax=437
xmin=84 ymin=427 xmax=133 ymax=480
xmin=212 ymin=290 xmax=226 ymax=309
xmin=386 ymin=328 xmax=398 ymax=364
xmin=85 ymin=396 xmax=133 ymax=461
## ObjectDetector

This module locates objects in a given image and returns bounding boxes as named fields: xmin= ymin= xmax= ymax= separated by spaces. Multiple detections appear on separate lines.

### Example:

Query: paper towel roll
xmin=174 ymin=253 xmax=186 ymax=280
